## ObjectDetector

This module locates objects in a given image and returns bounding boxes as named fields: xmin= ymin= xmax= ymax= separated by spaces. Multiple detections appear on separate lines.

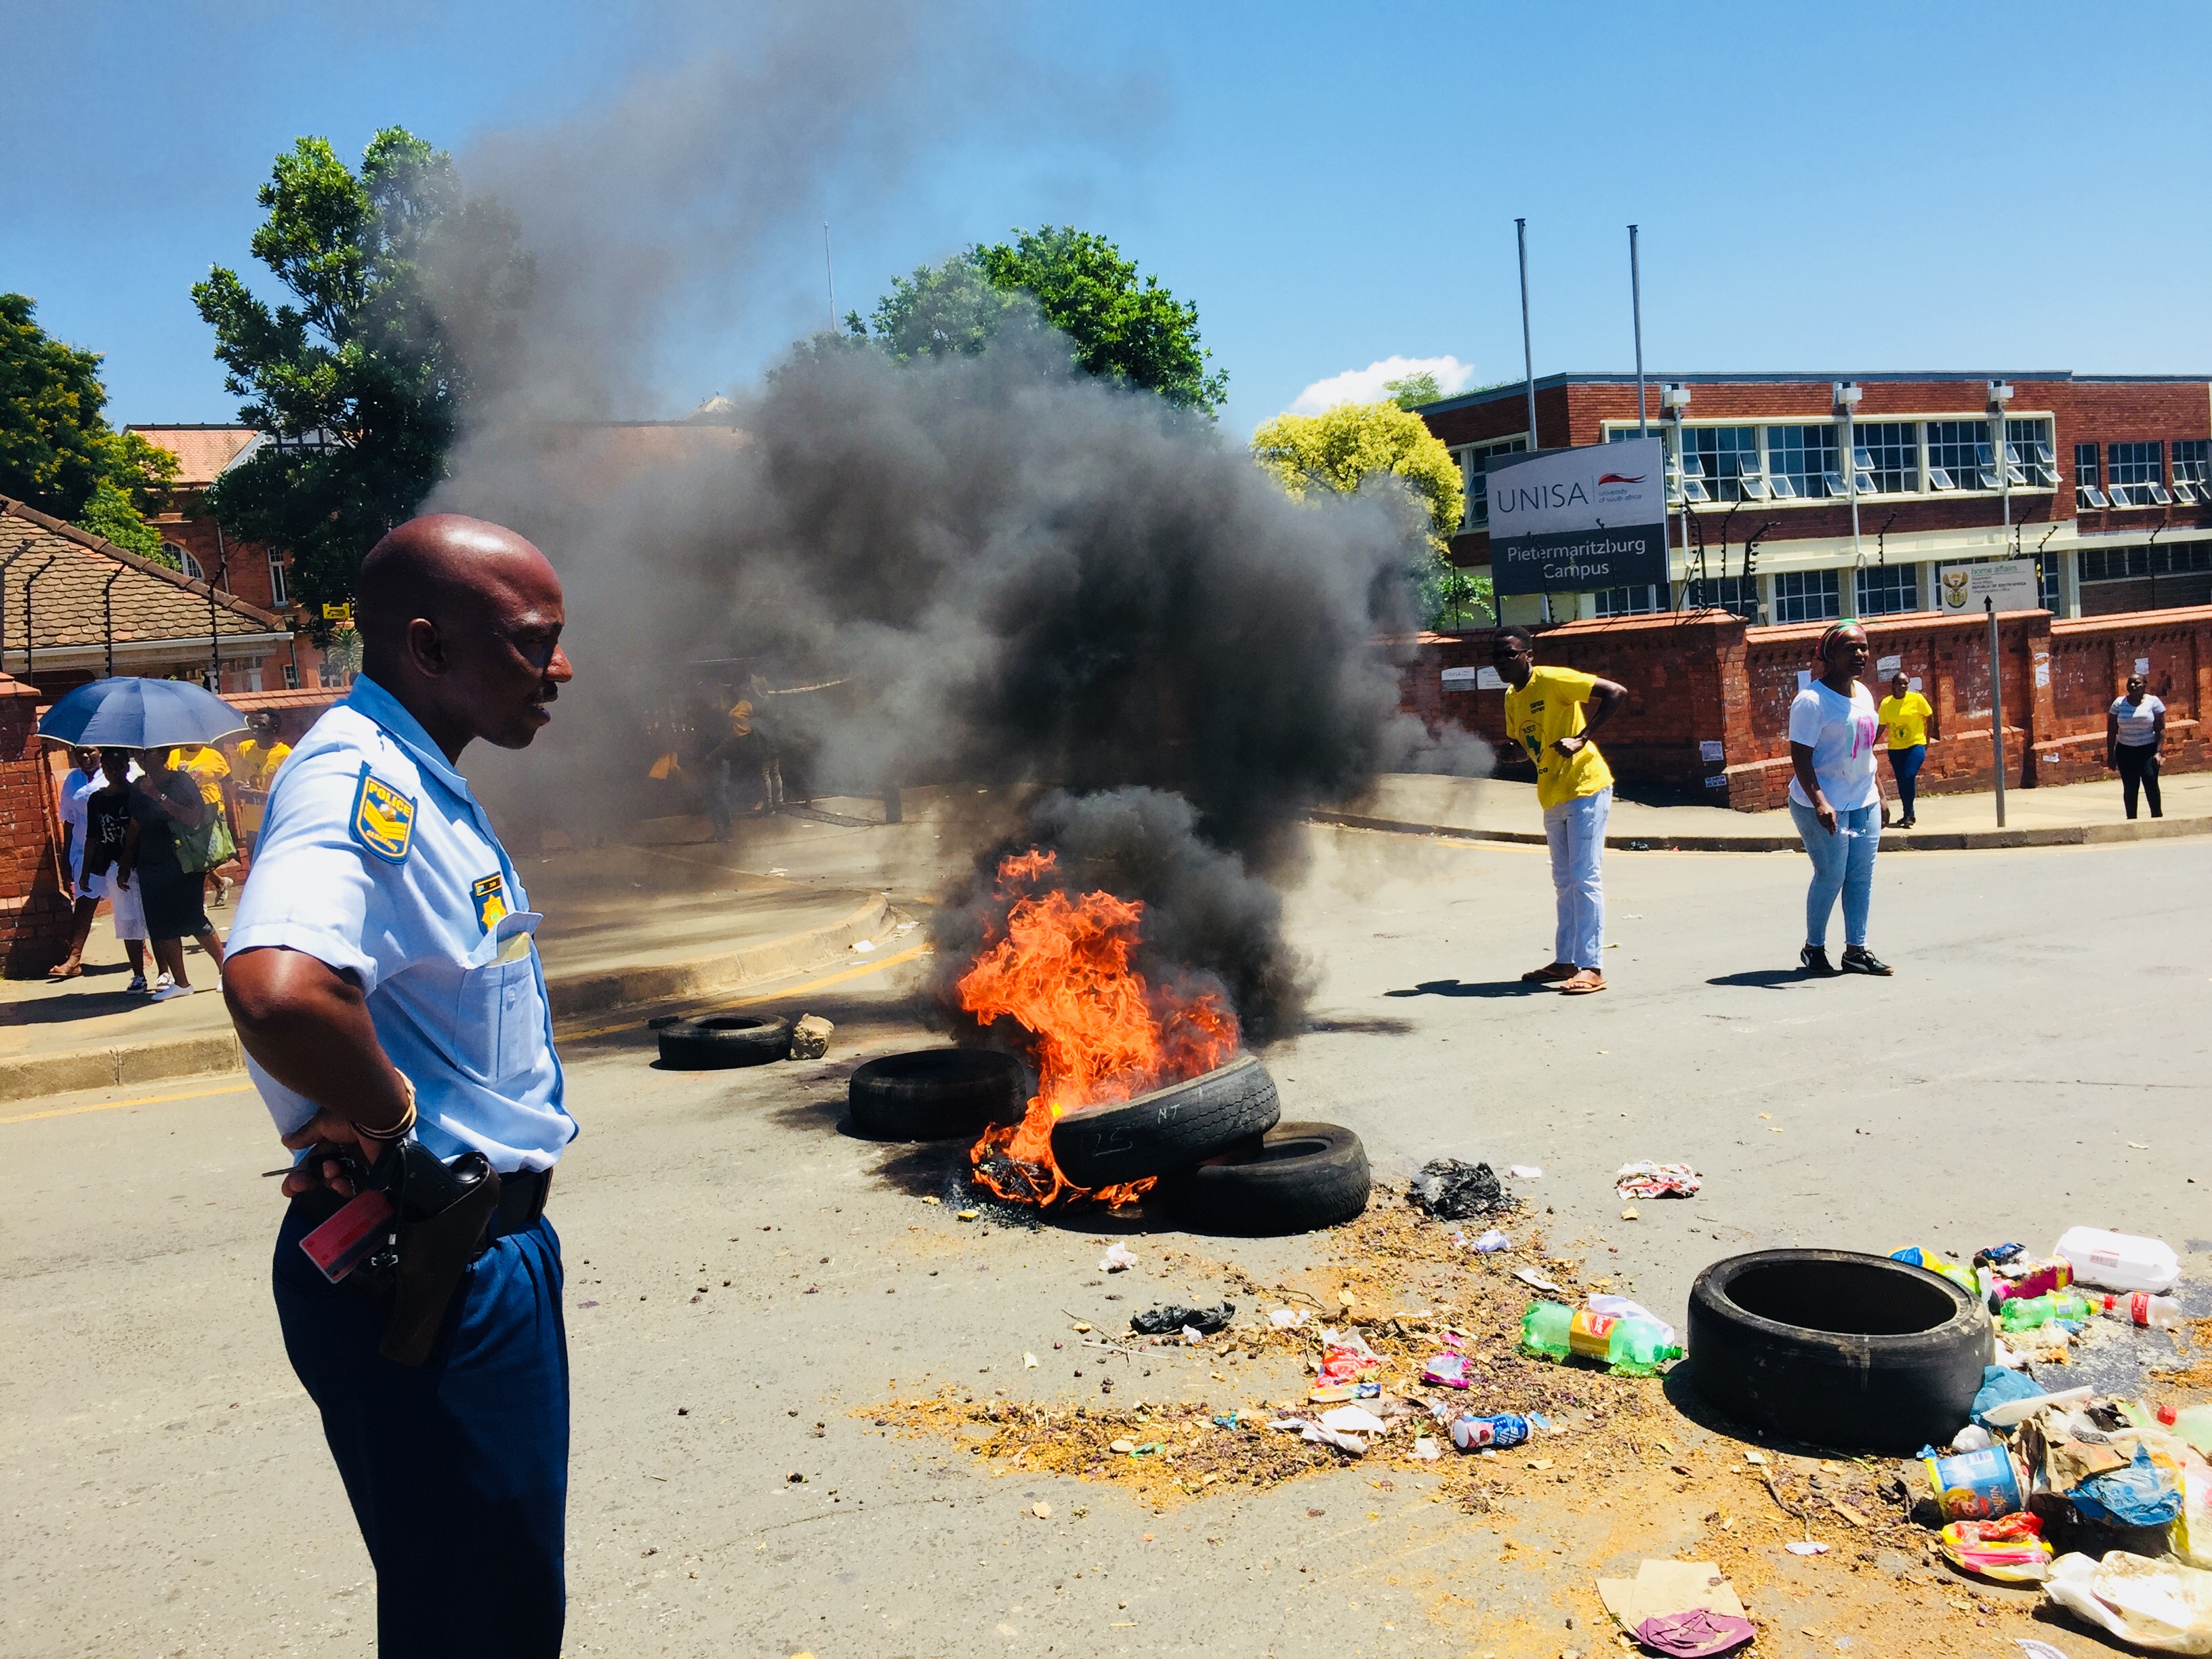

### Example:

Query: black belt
xmin=489 ymin=1167 xmax=552 ymax=1239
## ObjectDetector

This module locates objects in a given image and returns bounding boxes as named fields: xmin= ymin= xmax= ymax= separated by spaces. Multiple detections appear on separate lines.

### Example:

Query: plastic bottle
xmin=2095 ymin=1292 xmax=2184 ymax=1329
xmin=1989 ymin=1259 xmax=2072 ymax=1302
xmin=1519 ymin=1302 xmax=1683 ymax=1376
xmin=1996 ymin=1292 xmax=2097 ymax=1331
xmin=2053 ymin=1227 xmax=2181 ymax=1294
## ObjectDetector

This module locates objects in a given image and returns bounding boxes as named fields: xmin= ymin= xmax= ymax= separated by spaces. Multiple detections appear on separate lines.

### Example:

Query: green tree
xmin=193 ymin=127 xmax=530 ymax=634
xmin=0 ymin=294 xmax=177 ymax=558
xmin=1383 ymin=370 xmax=1443 ymax=410
xmin=1250 ymin=398 xmax=1490 ymax=629
xmin=857 ymin=226 xmax=1228 ymax=414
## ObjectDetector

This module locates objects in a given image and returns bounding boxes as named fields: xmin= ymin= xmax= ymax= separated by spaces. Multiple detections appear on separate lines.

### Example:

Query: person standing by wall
xmin=223 ymin=514 xmax=577 ymax=1657
xmin=1875 ymin=672 xmax=1933 ymax=830
xmin=1788 ymin=623 xmax=1892 ymax=977
xmin=127 ymin=747 xmax=225 ymax=1000
xmin=48 ymin=747 xmax=103 ymax=979
xmin=167 ymin=741 xmax=238 ymax=907
xmin=1492 ymin=626 xmax=1626 ymax=996
xmin=2105 ymin=673 xmax=2165 ymax=821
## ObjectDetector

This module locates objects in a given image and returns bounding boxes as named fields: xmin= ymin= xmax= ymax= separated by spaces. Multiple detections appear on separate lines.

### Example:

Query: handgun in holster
xmin=298 ymin=1135 xmax=503 ymax=1367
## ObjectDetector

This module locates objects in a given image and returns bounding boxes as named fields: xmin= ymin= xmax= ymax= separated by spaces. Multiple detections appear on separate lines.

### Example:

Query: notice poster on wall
xmin=1485 ymin=438 xmax=1669 ymax=597
xmin=1877 ymin=654 xmax=1902 ymax=676
xmin=1939 ymin=559 xmax=2039 ymax=613
xmin=1700 ymin=739 xmax=1725 ymax=762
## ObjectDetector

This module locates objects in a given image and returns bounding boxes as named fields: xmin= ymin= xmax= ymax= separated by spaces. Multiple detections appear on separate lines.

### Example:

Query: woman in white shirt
xmin=2104 ymin=674 xmax=2165 ymax=821
xmin=1786 ymin=623 xmax=1893 ymax=977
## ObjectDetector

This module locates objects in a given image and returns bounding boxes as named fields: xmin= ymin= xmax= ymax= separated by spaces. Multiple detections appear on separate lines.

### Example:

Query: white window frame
xmin=266 ymin=552 xmax=289 ymax=607
xmin=1602 ymin=410 xmax=2057 ymax=506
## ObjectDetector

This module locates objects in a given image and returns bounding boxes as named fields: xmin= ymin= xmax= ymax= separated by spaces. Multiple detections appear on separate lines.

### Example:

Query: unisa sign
xmin=1485 ymin=436 xmax=1668 ymax=598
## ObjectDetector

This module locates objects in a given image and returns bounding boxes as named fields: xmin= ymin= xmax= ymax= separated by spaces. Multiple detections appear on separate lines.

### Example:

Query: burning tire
xmin=848 ymin=1049 xmax=1028 ymax=1141
xmin=1048 ymin=1054 xmax=1281 ymax=1190
xmin=656 ymin=1014 xmax=792 ymax=1069
xmin=1154 ymin=1122 xmax=1370 ymax=1236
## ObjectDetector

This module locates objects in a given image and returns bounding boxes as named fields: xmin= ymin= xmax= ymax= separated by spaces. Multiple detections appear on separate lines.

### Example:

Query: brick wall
xmin=0 ymin=676 xmax=72 ymax=977
xmin=1402 ymin=602 xmax=2212 ymax=811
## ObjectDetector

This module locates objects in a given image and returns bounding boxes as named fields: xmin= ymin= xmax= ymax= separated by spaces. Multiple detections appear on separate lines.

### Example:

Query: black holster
xmin=338 ymin=1135 xmax=503 ymax=1367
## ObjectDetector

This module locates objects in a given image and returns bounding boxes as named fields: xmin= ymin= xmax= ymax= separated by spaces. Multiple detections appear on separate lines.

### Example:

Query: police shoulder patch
xmin=472 ymin=872 xmax=510 ymax=933
xmin=350 ymin=767 xmax=417 ymax=863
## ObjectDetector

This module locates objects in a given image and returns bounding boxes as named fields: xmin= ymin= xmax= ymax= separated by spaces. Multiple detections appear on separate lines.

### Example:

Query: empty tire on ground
xmin=847 ymin=1048 xmax=1029 ymax=1141
xmin=1686 ymin=1249 xmax=1992 ymax=1454
xmin=656 ymin=1015 xmax=792 ymax=1069
xmin=1154 ymin=1121 xmax=1370 ymax=1236
xmin=1048 ymin=1054 xmax=1281 ymax=1189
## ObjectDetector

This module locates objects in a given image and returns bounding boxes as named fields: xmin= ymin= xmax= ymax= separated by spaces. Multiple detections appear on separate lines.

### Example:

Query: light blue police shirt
xmin=228 ymin=674 xmax=575 ymax=1172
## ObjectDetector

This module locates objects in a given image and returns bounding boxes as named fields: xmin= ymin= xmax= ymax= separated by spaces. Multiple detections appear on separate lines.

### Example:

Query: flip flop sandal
xmin=1557 ymin=972 xmax=1607 ymax=995
xmin=1520 ymin=963 xmax=1576 ymax=983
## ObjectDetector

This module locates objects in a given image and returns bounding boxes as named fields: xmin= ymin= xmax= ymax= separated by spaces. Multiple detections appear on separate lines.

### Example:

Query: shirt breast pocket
xmin=453 ymin=956 xmax=548 ymax=1086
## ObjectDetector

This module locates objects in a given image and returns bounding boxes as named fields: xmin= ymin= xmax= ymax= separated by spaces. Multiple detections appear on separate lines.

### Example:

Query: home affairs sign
xmin=1486 ymin=436 xmax=1669 ymax=597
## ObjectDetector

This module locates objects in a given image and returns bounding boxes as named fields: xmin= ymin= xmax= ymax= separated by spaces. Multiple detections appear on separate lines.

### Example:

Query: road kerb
xmin=1311 ymin=808 xmax=2212 ymax=853
xmin=0 ymin=893 xmax=898 ymax=1106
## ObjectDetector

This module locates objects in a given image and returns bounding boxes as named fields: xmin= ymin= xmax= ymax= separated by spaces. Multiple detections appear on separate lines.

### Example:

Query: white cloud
xmin=1287 ymin=354 xmax=1477 ymax=416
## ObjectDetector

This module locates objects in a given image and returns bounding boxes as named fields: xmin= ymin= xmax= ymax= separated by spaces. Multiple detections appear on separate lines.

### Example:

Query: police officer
xmin=223 ymin=514 xmax=576 ymax=1657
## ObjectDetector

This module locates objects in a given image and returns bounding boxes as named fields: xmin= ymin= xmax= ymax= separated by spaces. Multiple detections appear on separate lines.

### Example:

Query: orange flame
xmin=958 ymin=850 xmax=1240 ymax=1207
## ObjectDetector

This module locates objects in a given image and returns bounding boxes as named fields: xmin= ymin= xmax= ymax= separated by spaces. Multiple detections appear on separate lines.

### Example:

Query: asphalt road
xmin=3 ymin=825 xmax=2207 ymax=1658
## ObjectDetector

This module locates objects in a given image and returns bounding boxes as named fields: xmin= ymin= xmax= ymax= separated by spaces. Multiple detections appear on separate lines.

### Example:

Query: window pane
xmin=1592 ymin=584 xmax=1661 ymax=617
xmin=1455 ymin=436 xmax=1528 ymax=528
xmin=1926 ymin=420 xmax=1985 ymax=488
xmin=2174 ymin=440 xmax=2210 ymax=484
xmin=267 ymin=554 xmax=288 ymax=607
xmin=1855 ymin=422 xmax=1917 ymax=493
xmin=1680 ymin=575 xmax=1760 ymax=621
xmin=1772 ymin=569 xmax=1840 ymax=623
xmin=1681 ymin=426 xmax=1760 ymax=501
xmin=2074 ymin=442 xmax=2100 ymax=486
xmin=1765 ymin=424 xmax=1838 ymax=498
xmin=1855 ymin=564 xmax=1919 ymax=615
xmin=2109 ymin=442 xmax=2162 ymax=485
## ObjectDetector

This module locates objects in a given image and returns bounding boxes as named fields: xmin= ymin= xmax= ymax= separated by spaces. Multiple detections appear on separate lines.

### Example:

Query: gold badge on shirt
xmin=350 ymin=769 xmax=416 ymax=863
xmin=472 ymin=873 xmax=510 ymax=933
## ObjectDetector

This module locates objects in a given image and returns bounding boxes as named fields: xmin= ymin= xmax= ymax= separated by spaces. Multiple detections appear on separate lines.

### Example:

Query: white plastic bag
xmin=2044 ymin=1551 xmax=2212 ymax=1654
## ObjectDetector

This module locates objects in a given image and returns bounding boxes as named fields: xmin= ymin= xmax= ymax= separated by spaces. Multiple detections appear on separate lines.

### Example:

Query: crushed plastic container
xmin=2053 ymin=1227 xmax=2180 ymax=1294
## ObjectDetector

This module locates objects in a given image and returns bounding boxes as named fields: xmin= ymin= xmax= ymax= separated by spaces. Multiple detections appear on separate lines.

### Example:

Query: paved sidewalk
xmin=0 ymin=823 xmax=910 ymax=1103
xmin=1322 ymin=768 xmax=2212 ymax=852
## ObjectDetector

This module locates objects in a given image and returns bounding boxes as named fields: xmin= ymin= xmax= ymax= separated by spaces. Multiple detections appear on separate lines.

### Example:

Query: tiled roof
xmin=226 ymin=687 xmax=343 ymax=712
xmin=125 ymin=426 xmax=260 ymax=488
xmin=0 ymin=498 xmax=289 ymax=660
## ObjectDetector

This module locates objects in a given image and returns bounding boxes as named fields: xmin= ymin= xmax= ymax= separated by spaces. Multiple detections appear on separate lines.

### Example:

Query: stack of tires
xmin=848 ymin=1050 xmax=1370 ymax=1237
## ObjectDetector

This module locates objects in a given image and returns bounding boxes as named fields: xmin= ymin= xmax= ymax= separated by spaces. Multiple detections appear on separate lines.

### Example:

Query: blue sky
xmin=7 ymin=1 xmax=2208 ymax=436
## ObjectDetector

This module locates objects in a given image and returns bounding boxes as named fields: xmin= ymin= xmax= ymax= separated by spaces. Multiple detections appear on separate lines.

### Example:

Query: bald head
xmin=356 ymin=514 xmax=572 ymax=762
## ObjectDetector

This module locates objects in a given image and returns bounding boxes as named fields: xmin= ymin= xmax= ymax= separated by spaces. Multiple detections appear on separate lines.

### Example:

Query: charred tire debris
xmin=1155 ymin=1122 xmax=1373 ymax=1237
xmin=847 ymin=1049 xmax=1029 ymax=1141
xmin=655 ymin=1014 xmax=794 ymax=1069
xmin=1686 ymin=1248 xmax=1993 ymax=1454
xmin=1047 ymin=1054 xmax=1282 ymax=1190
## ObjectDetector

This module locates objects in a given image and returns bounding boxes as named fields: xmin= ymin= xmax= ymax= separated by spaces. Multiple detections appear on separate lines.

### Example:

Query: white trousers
xmin=1543 ymin=786 xmax=1611 ymax=970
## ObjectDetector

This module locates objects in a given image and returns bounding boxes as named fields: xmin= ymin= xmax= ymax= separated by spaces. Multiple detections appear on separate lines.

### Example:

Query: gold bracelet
xmin=357 ymin=1071 xmax=418 ymax=1143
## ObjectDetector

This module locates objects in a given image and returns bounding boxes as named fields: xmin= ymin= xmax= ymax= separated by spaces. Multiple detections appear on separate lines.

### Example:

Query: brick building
xmin=1417 ymin=371 xmax=2212 ymax=626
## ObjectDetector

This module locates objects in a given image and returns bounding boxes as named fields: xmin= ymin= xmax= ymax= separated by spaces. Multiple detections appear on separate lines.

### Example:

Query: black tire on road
xmin=847 ymin=1048 xmax=1029 ymax=1141
xmin=1685 ymin=1249 xmax=1992 ymax=1454
xmin=1048 ymin=1054 xmax=1281 ymax=1189
xmin=1153 ymin=1121 xmax=1370 ymax=1236
xmin=656 ymin=1015 xmax=793 ymax=1069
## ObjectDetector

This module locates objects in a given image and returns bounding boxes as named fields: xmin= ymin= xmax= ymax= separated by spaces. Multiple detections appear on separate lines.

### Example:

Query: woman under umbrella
xmin=123 ymin=747 xmax=226 ymax=1000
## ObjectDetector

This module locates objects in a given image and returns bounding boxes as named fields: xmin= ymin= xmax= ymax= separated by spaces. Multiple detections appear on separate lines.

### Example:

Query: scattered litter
xmin=1210 ymin=1411 xmax=1239 ymax=1429
xmin=1130 ymin=1303 xmax=1233 ymax=1337
xmin=1410 ymin=1436 xmax=1441 ymax=1460
xmin=1890 ymin=1245 xmax=1984 ymax=1296
xmin=1784 ymin=1540 xmax=1829 ymax=1555
xmin=2043 ymin=1551 xmax=2212 ymax=1652
xmin=2053 ymin=1226 xmax=2181 ymax=1294
xmin=1308 ymin=1381 xmax=1382 ymax=1403
xmin=1317 ymin=1405 xmax=1387 ymax=1436
xmin=1616 ymin=1161 xmax=1702 ymax=1200
xmin=1450 ymin=1413 xmax=1530 ymax=1451
xmin=1109 ymin=1437 xmax=1136 ymax=1454
xmin=1100 ymin=1243 xmax=1137 ymax=1273
xmin=2070 ymin=1446 xmax=2186 ymax=1528
xmin=787 ymin=1012 xmax=834 ymax=1060
xmin=1469 ymin=1229 xmax=1511 ymax=1252
xmin=1300 ymin=1423 xmax=1368 ymax=1456
xmin=1923 ymin=1445 xmax=2028 ymax=1521
xmin=1031 ymin=1500 xmax=1052 ymax=1519
xmin=1586 ymin=1294 xmax=1679 ymax=1349
xmin=1408 ymin=1159 xmax=1511 ymax=1219
xmin=1514 ymin=1267 xmax=1563 ymax=1295
xmin=2015 ymin=1642 xmax=2068 ymax=1659
xmin=1940 ymin=1515 xmax=2053 ymax=1583
xmin=1023 ymin=1353 xmax=1038 ymax=1369
xmin=1267 ymin=1306 xmax=1307 ymax=1329
xmin=1509 ymin=1165 xmax=1542 ymax=1180
xmin=1973 ymin=1242 xmax=2027 ymax=1269
xmin=1421 ymin=1353 xmax=1471 ymax=1389
xmin=1521 ymin=1301 xmax=1681 ymax=1376
xmin=1621 ymin=1206 xmax=1640 ymax=1221
xmin=1952 ymin=1423 xmax=1995 ymax=1452
xmin=851 ymin=939 xmax=877 ymax=953
xmin=921 ymin=1196 xmax=941 ymax=1206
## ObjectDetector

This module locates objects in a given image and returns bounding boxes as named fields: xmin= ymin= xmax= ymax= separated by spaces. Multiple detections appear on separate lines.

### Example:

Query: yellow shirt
xmin=166 ymin=745 xmax=231 ymax=805
xmin=1504 ymin=665 xmax=1616 ymax=810
xmin=1877 ymin=692 xmax=1931 ymax=750
xmin=234 ymin=739 xmax=292 ymax=789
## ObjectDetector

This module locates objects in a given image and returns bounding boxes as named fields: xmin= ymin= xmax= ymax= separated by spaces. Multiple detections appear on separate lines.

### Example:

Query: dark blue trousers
xmin=274 ymin=1200 xmax=569 ymax=1658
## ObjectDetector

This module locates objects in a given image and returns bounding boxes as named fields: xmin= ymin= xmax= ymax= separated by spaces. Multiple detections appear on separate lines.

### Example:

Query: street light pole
xmin=1986 ymin=595 xmax=2007 ymax=829
xmin=1516 ymin=218 xmax=1538 ymax=449
xmin=1629 ymin=225 xmax=1647 ymax=437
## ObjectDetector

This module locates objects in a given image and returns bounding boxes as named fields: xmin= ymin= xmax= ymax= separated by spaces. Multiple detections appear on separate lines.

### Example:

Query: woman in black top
xmin=125 ymin=748 xmax=226 ymax=1000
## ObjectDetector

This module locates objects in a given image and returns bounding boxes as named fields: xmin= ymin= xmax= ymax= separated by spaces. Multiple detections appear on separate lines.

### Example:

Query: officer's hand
xmin=279 ymin=1110 xmax=374 ymax=1198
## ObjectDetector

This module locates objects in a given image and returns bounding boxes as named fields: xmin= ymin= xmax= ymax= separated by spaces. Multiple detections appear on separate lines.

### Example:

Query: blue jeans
xmin=1886 ymin=744 xmax=1925 ymax=817
xmin=1543 ymin=786 xmax=1610 ymax=969
xmin=274 ymin=1202 xmax=569 ymax=1658
xmin=1790 ymin=800 xmax=1879 ymax=949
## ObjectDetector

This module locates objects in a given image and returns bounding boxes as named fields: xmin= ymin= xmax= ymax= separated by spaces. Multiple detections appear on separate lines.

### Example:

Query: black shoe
xmin=1799 ymin=945 xmax=1841 ymax=977
xmin=1840 ymin=946 xmax=1893 ymax=976
xmin=1898 ymin=816 xmax=1917 ymax=829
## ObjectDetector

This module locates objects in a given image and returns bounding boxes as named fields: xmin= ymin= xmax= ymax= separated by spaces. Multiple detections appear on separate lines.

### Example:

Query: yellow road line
xmin=559 ymin=939 xmax=932 ymax=1040
xmin=0 ymin=1080 xmax=251 ymax=1126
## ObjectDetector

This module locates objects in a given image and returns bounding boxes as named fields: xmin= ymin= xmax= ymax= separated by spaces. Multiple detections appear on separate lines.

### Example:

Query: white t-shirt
xmin=1788 ymin=678 xmax=1881 ymax=811
xmin=2111 ymin=694 xmax=2163 ymax=747
xmin=58 ymin=770 xmax=101 ymax=882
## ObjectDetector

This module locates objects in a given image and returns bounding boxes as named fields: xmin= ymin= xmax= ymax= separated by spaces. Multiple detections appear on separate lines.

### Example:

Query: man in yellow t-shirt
xmin=1875 ymin=671 xmax=1933 ymax=829
xmin=230 ymin=713 xmax=293 ymax=861
xmin=1493 ymin=626 xmax=1626 ymax=995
